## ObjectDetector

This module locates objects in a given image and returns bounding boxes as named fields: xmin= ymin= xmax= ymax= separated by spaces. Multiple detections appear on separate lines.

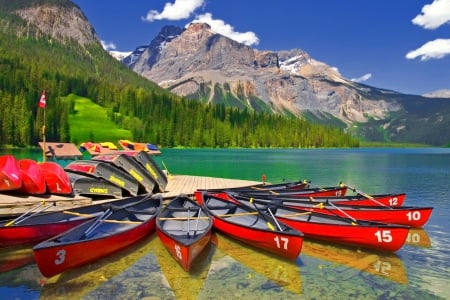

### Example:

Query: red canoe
xmin=0 ymin=155 xmax=22 ymax=191
xmin=156 ymin=195 xmax=213 ymax=272
xmin=38 ymin=162 xmax=72 ymax=195
xmin=33 ymin=194 xmax=162 ymax=278
xmin=221 ymin=191 xmax=407 ymax=207
xmin=18 ymin=159 xmax=46 ymax=194
xmin=211 ymin=185 xmax=348 ymax=198
xmin=0 ymin=195 xmax=154 ymax=248
xmin=215 ymin=192 xmax=409 ymax=252
xmin=230 ymin=193 xmax=433 ymax=227
xmin=201 ymin=180 xmax=310 ymax=193
xmin=199 ymin=192 xmax=304 ymax=260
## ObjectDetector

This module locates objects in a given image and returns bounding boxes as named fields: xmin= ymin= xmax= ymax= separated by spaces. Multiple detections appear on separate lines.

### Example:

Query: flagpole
xmin=42 ymin=108 xmax=46 ymax=162
xmin=39 ymin=90 xmax=47 ymax=162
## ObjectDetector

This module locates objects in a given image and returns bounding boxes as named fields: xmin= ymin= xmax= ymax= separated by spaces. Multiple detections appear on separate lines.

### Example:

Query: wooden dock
xmin=160 ymin=175 xmax=261 ymax=198
xmin=38 ymin=142 xmax=83 ymax=160
xmin=0 ymin=175 xmax=261 ymax=218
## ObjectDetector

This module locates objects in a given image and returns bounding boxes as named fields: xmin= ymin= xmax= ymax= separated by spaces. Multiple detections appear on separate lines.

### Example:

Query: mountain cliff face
xmin=123 ymin=23 xmax=402 ymax=125
xmin=1 ymin=0 xmax=99 ymax=47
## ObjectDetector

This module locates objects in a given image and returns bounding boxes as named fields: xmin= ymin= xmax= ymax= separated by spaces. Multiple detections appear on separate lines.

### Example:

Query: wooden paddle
xmin=4 ymin=201 xmax=55 ymax=226
xmin=82 ymin=208 xmax=113 ymax=239
xmin=343 ymin=183 xmax=387 ymax=207
xmin=81 ymin=193 xmax=157 ymax=239
xmin=248 ymin=197 xmax=281 ymax=231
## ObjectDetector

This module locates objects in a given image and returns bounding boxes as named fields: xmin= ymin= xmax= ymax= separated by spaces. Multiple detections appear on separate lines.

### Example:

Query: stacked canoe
xmin=0 ymin=155 xmax=72 ymax=196
xmin=0 ymin=151 xmax=168 ymax=199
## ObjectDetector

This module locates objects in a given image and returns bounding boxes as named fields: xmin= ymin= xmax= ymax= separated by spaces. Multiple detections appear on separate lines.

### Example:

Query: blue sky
xmin=71 ymin=0 xmax=450 ymax=96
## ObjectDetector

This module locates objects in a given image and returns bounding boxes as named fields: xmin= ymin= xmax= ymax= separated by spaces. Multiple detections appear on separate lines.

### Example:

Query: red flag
xmin=39 ymin=90 xmax=46 ymax=108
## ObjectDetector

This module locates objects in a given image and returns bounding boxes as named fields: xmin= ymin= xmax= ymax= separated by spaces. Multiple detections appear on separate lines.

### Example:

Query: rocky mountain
xmin=1 ymin=0 xmax=98 ymax=47
xmin=423 ymin=89 xmax=450 ymax=98
xmin=120 ymin=23 xmax=450 ymax=146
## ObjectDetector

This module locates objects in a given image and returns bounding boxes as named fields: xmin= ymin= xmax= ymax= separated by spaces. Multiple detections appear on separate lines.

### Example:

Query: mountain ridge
xmin=118 ymin=23 xmax=450 ymax=146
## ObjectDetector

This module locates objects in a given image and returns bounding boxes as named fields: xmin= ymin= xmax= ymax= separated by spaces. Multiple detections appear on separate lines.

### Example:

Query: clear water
xmin=1 ymin=148 xmax=449 ymax=299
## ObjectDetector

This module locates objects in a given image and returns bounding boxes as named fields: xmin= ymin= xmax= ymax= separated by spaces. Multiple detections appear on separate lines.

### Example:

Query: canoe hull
xmin=214 ymin=192 xmax=409 ymax=252
xmin=18 ymin=159 xmax=46 ymax=194
xmin=287 ymin=205 xmax=433 ymax=227
xmin=156 ymin=196 xmax=212 ymax=272
xmin=39 ymin=162 xmax=72 ymax=195
xmin=65 ymin=160 xmax=139 ymax=196
xmin=211 ymin=214 xmax=304 ymax=259
xmin=33 ymin=195 xmax=161 ymax=278
xmin=200 ymin=193 xmax=303 ymax=260
xmin=332 ymin=194 xmax=406 ymax=207
xmin=230 ymin=192 xmax=407 ymax=207
xmin=0 ymin=194 xmax=156 ymax=248
xmin=132 ymin=151 xmax=168 ymax=192
xmin=230 ymin=193 xmax=432 ymax=227
xmin=34 ymin=220 xmax=156 ymax=278
xmin=275 ymin=214 xmax=409 ymax=252
xmin=67 ymin=170 xmax=123 ymax=198
xmin=93 ymin=154 xmax=156 ymax=193
xmin=0 ymin=219 xmax=88 ymax=248
xmin=157 ymin=228 xmax=211 ymax=272
xmin=0 ymin=155 xmax=22 ymax=191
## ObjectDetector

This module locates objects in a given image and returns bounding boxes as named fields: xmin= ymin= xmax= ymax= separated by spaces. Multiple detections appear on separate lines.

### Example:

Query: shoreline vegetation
xmin=0 ymin=94 xmax=437 ymax=150
xmin=0 ymin=142 xmax=439 ymax=152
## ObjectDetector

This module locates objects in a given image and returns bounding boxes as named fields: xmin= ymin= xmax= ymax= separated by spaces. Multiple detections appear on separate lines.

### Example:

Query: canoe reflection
xmin=301 ymin=239 xmax=408 ymax=284
xmin=0 ymin=244 xmax=35 ymax=272
xmin=40 ymin=234 xmax=160 ymax=299
xmin=212 ymin=232 xmax=302 ymax=295
xmin=405 ymin=228 xmax=431 ymax=248
xmin=153 ymin=233 xmax=214 ymax=299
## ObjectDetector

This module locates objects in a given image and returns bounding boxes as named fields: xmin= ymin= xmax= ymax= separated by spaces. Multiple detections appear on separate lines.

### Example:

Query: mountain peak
xmin=186 ymin=22 xmax=212 ymax=32
xmin=6 ymin=0 xmax=99 ymax=47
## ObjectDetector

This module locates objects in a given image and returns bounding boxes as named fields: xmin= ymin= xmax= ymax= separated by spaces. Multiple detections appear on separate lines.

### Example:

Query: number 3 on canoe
xmin=54 ymin=249 xmax=66 ymax=265
xmin=274 ymin=236 xmax=289 ymax=250
xmin=374 ymin=230 xmax=393 ymax=243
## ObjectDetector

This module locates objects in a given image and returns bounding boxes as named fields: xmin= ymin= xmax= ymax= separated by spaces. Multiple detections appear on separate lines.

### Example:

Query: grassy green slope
xmin=67 ymin=94 xmax=132 ymax=145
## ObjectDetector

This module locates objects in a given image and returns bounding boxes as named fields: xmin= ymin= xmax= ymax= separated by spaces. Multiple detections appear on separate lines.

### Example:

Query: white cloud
xmin=412 ymin=0 xmax=450 ymax=29
xmin=191 ymin=13 xmax=259 ymax=46
xmin=350 ymin=73 xmax=372 ymax=83
xmin=140 ymin=1 xmax=259 ymax=46
xmin=101 ymin=40 xmax=116 ymax=51
xmin=406 ymin=38 xmax=450 ymax=60
xmin=142 ymin=0 xmax=205 ymax=22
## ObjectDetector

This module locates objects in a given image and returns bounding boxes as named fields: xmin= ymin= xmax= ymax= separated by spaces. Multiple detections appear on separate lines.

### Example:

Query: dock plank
xmin=160 ymin=175 xmax=261 ymax=198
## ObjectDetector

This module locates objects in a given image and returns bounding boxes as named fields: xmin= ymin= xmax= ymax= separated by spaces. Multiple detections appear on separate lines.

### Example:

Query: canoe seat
xmin=125 ymin=209 xmax=155 ymax=215
xmin=229 ymin=215 xmax=259 ymax=227
xmin=163 ymin=219 xmax=209 ymax=235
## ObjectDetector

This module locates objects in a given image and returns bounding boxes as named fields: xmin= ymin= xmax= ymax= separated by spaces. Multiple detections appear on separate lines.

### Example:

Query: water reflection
xmin=405 ymin=228 xmax=431 ymax=248
xmin=198 ymin=232 xmax=301 ymax=299
xmin=153 ymin=234 xmax=213 ymax=299
xmin=0 ymin=244 xmax=35 ymax=272
xmin=40 ymin=235 xmax=160 ymax=299
xmin=301 ymin=239 xmax=408 ymax=284
xmin=212 ymin=232 xmax=302 ymax=295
